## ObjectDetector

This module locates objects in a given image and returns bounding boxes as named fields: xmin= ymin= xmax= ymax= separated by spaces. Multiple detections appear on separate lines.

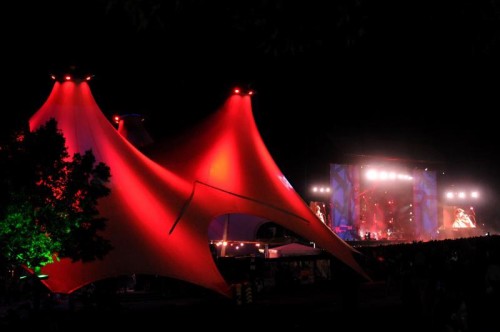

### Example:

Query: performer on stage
xmin=452 ymin=208 xmax=476 ymax=228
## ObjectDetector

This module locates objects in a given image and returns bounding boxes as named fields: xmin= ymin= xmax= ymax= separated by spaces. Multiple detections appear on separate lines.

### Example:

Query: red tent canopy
xmin=29 ymin=81 xmax=366 ymax=296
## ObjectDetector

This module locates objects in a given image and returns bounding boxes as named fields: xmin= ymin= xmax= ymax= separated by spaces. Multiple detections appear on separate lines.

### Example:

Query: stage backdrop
xmin=330 ymin=164 xmax=438 ymax=242
xmin=412 ymin=169 xmax=439 ymax=241
xmin=330 ymin=164 xmax=360 ymax=241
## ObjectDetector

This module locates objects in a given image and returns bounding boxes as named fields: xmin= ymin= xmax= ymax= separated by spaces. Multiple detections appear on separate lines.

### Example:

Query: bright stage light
xmin=366 ymin=169 xmax=377 ymax=180
xmin=365 ymin=168 xmax=413 ymax=182
xmin=445 ymin=189 xmax=481 ymax=201
xmin=311 ymin=185 xmax=330 ymax=195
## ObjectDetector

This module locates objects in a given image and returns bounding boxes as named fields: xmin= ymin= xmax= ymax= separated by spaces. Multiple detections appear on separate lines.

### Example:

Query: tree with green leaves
xmin=0 ymin=118 xmax=112 ymax=275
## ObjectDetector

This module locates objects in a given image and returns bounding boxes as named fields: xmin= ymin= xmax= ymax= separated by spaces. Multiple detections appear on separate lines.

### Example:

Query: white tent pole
xmin=221 ymin=214 xmax=230 ymax=257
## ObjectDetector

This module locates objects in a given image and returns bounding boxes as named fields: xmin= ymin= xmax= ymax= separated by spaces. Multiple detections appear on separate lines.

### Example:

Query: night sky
xmin=4 ymin=1 xmax=500 ymax=222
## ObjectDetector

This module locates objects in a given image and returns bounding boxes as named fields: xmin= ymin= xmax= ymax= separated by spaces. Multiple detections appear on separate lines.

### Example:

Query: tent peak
xmin=49 ymin=65 xmax=94 ymax=83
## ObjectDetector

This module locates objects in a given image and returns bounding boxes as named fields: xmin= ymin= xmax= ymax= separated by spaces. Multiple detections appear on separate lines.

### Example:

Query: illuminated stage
xmin=326 ymin=163 xmax=482 ymax=243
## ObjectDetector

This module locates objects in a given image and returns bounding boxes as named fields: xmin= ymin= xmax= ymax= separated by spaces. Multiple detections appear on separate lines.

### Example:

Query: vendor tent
xmin=268 ymin=243 xmax=322 ymax=258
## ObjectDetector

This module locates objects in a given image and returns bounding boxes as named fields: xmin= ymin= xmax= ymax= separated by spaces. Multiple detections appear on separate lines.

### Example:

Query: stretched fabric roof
xmin=147 ymin=95 xmax=367 ymax=279
xmin=29 ymin=81 xmax=366 ymax=296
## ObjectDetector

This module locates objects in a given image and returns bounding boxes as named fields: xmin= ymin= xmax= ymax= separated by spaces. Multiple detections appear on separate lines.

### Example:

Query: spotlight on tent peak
xmin=50 ymin=73 xmax=94 ymax=83
xmin=113 ymin=115 xmax=121 ymax=124
xmin=112 ymin=113 xmax=146 ymax=125
xmin=232 ymin=86 xmax=255 ymax=96
xmin=49 ymin=65 xmax=95 ymax=83
xmin=114 ymin=113 xmax=154 ymax=148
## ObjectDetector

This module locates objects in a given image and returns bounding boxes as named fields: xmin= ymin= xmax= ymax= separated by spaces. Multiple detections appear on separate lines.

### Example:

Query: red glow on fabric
xmin=208 ymin=139 xmax=235 ymax=184
xmin=28 ymin=82 xmax=367 ymax=296
xmin=198 ymin=132 xmax=242 ymax=189
xmin=29 ymin=81 xmax=230 ymax=296
xmin=149 ymin=95 xmax=368 ymax=281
